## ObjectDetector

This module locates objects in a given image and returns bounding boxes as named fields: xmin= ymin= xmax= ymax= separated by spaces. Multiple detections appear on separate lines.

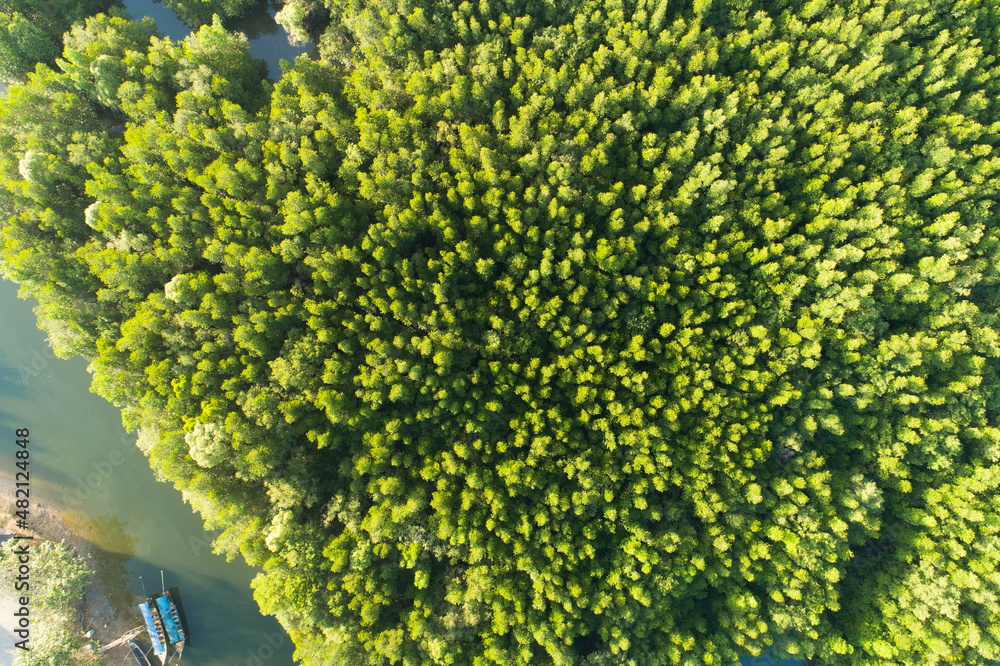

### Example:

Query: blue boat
xmin=138 ymin=600 xmax=168 ymax=665
xmin=154 ymin=590 xmax=186 ymax=660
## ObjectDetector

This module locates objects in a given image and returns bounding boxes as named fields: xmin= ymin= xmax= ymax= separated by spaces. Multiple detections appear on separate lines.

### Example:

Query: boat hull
xmin=129 ymin=640 xmax=152 ymax=666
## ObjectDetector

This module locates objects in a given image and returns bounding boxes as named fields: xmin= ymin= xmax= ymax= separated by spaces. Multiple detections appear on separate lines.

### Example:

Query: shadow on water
xmin=0 ymin=372 xmax=26 ymax=423
xmin=133 ymin=0 xmax=281 ymax=38
xmin=0 ymin=361 xmax=28 ymax=419
xmin=0 ymin=408 xmax=20 ymax=427
xmin=122 ymin=0 xmax=189 ymax=40
xmin=167 ymin=584 xmax=192 ymax=647
xmin=0 ymin=362 xmax=31 ymax=398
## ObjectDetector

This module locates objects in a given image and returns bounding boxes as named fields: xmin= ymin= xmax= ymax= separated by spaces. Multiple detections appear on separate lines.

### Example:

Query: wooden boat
xmin=153 ymin=589 xmax=185 ymax=660
xmin=138 ymin=599 xmax=168 ymax=665
xmin=129 ymin=640 xmax=152 ymax=666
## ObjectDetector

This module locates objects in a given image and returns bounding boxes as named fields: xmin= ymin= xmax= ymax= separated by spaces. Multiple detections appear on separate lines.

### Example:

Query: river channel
xmin=0 ymin=274 xmax=295 ymax=666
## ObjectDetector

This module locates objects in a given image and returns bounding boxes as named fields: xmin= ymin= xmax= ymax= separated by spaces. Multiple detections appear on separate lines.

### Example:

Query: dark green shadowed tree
xmin=0 ymin=0 xmax=118 ymax=82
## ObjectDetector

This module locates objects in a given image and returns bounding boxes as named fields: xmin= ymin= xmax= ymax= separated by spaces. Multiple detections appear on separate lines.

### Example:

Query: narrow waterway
xmin=0 ymin=4 xmax=294 ymax=664
xmin=0 ymin=6 xmax=307 ymax=663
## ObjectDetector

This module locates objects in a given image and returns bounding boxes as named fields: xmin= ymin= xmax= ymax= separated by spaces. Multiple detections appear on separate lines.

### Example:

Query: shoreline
xmin=0 ymin=473 xmax=139 ymax=664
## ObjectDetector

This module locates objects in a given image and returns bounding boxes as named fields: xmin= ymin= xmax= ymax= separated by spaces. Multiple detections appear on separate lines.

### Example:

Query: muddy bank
xmin=0 ymin=474 xmax=140 ymax=664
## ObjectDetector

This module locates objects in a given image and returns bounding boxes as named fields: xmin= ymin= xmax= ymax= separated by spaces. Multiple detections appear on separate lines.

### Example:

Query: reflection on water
xmin=223 ymin=0 xmax=279 ymax=39
xmin=65 ymin=513 xmax=138 ymax=615
xmin=123 ymin=0 xmax=312 ymax=79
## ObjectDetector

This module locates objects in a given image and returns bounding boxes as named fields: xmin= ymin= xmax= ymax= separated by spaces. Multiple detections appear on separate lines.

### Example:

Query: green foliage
xmin=4 ymin=0 xmax=1000 ymax=664
xmin=273 ymin=0 xmax=328 ymax=45
xmin=186 ymin=421 xmax=231 ymax=468
xmin=0 ymin=0 xmax=113 ymax=26
xmin=162 ymin=0 xmax=262 ymax=28
xmin=0 ymin=11 xmax=59 ymax=82
xmin=832 ymin=466 xmax=1000 ymax=664
xmin=0 ymin=0 xmax=117 ymax=81
xmin=0 ymin=539 xmax=101 ymax=665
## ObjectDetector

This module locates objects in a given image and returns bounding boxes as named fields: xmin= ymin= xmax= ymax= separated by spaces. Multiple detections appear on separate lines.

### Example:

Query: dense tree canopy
xmin=3 ymin=0 xmax=1000 ymax=664
xmin=0 ymin=0 xmax=116 ymax=81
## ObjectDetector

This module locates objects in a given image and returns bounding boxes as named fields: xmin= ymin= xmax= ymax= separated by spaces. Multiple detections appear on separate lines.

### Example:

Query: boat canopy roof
xmin=154 ymin=593 xmax=185 ymax=644
xmin=138 ymin=601 xmax=166 ymax=656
